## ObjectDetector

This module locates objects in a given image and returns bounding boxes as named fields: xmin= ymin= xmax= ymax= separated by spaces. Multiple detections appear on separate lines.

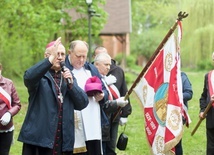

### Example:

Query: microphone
xmin=60 ymin=61 xmax=72 ymax=86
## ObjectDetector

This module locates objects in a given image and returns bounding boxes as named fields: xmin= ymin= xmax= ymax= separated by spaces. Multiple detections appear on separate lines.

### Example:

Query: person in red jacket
xmin=0 ymin=63 xmax=21 ymax=155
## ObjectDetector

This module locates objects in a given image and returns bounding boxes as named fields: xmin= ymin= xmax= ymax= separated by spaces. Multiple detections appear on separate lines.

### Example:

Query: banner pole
xmin=112 ymin=11 xmax=188 ymax=122
xmin=126 ymin=11 xmax=188 ymax=99
xmin=191 ymin=101 xmax=213 ymax=136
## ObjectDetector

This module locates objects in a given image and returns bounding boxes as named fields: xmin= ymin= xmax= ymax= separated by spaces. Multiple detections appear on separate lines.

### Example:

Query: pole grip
xmin=191 ymin=101 xmax=213 ymax=136
xmin=191 ymin=119 xmax=203 ymax=136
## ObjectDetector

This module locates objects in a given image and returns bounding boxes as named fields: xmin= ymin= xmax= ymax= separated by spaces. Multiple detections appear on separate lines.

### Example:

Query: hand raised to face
xmin=48 ymin=37 xmax=62 ymax=64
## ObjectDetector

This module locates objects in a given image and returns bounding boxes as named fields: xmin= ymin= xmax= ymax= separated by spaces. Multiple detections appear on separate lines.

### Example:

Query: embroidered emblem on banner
xmin=155 ymin=135 xmax=164 ymax=154
xmin=168 ymin=110 xmax=180 ymax=130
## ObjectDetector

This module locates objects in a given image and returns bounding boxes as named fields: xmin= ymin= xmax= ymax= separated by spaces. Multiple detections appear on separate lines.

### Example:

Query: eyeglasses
xmin=45 ymin=53 xmax=65 ymax=58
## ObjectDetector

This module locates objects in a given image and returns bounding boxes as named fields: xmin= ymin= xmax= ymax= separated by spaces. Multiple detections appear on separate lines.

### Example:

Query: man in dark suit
xmin=93 ymin=46 xmax=132 ymax=155
xmin=199 ymin=69 xmax=214 ymax=155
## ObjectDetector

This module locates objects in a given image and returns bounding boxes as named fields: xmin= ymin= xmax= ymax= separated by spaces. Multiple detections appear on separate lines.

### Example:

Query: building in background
xmin=67 ymin=0 xmax=132 ymax=67
xmin=99 ymin=0 xmax=132 ymax=64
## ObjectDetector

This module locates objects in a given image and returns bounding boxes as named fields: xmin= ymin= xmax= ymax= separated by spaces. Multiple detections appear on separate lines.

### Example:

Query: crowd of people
xmin=0 ymin=37 xmax=132 ymax=155
xmin=2 ymin=36 xmax=214 ymax=155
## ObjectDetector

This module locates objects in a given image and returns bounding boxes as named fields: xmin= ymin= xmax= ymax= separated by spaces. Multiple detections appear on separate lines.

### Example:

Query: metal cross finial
xmin=177 ymin=11 xmax=189 ymax=21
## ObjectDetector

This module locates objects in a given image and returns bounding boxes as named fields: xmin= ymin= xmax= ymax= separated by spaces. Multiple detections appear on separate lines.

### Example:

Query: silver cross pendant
xmin=58 ymin=93 xmax=63 ymax=103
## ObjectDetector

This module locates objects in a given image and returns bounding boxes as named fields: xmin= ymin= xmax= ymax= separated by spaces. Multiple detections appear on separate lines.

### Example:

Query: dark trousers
xmin=102 ymin=141 xmax=107 ymax=155
xmin=74 ymin=153 xmax=87 ymax=155
xmin=22 ymin=143 xmax=73 ymax=155
xmin=0 ymin=131 xmax=13 ymax=155
xmin=85 ymin=140 xmax=102 ymax=155
xmin=207 ymin=128 xmax=214 ymax=155
xmin=106 ymin=122 xmax=119 ymax=155
xmin=175 ymin=139 xmax=183 ymax=155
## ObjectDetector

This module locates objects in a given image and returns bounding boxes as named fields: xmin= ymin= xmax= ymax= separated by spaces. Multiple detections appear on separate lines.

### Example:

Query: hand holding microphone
xmin=60 ymin=61 xmax=73 ymax=87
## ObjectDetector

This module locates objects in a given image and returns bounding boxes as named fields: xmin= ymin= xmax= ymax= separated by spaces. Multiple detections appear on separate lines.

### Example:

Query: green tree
xmin=181 ymin=0 xmax=214 ymax=69
xmin=131 ymin=0 xmax=179 ymax=60
xmin=131 ymin=0 xmax=214 ymax=69
xmin=0 ymin=0 xmax=107 ymax=77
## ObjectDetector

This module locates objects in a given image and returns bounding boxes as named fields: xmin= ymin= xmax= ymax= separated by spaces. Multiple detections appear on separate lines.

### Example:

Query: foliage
xmin=114 ymin=53 xmax=136 ymax=68
xmin=114 ymin=53 xmax=123 ymax=65
xmin=197 ymin=59 xmax=214 ymax=71
xmin=131 ymin=0 xmax=214 ymax=69
xmin=1 ymin=0 xmax=213 ymax=78
xmin=130 ymin=0 xmax=179 ymax=59
xmin=182 ymin=0 xmax=214 ymax=68
xmin=131 ymin=29 xmax=165 ymax=60
xmin=126 ymin=55 xmax=137 ymax=68
xmin=0 ymin=0 xmax=107 ymax=78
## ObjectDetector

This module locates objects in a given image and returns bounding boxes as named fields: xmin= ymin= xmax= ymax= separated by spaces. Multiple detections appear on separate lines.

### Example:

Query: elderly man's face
xmin=45 ymin=44 xmax=66 ymax=71
xmin=69 ymin=42 xmax=88 ymax=69
xmin=95 ymin=59 xmax=111 ymax=76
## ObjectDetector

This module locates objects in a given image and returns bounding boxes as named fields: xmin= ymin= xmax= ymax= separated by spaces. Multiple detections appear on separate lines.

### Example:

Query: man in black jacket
xmin=199 ymin=70 xmax=214 ymax=155
xmin=93 ymin=46 xmax=132 ymax=155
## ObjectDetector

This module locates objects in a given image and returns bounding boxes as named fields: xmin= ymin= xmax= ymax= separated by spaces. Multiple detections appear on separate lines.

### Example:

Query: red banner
xmin=133 ymin=30 xmax=184 ymax=154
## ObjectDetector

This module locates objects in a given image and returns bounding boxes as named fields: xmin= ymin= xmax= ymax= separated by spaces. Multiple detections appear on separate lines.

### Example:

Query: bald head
xmin=69 ymin=40 xmax=88 ymax=53
xmin=93 ymin=46 xmax=108 ymax=58
xmin=68 ymin=40 xmax=89 ymax=69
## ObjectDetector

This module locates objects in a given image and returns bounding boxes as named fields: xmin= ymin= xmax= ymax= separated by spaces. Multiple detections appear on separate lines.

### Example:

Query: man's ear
xmin=44 ymin=48 xmax=51 ymax=58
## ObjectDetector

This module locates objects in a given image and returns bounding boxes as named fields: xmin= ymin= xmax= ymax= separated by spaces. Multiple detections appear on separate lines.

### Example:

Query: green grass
xmin=10 ymin=70 xmax=207 ymax=155
xmin=117 ymin=70 xmax=208 ymax=155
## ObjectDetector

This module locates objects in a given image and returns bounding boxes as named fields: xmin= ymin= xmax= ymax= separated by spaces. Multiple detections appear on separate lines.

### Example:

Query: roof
xmin=100 ymin=0 xmax=132 ymax=34
xmin=66 ymin=0 xmax=132 ymax=35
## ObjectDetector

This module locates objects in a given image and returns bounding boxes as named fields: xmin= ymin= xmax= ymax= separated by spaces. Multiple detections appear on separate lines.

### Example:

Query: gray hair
xmin=94 ymin=53 xmax=111 ymax=64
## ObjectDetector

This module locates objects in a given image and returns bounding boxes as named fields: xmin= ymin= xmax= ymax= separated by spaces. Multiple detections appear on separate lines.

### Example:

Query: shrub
xmin=197 ymin=59 xmax=213 ymax=70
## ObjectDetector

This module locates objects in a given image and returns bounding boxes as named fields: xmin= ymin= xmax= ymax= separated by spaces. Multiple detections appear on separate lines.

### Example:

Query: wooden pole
xmin=112 ymin=11 xmax=188 ymax=122
xmin=191 ymin=101 xmax=213 ymax=136
xmin=126 ymin=11 xmax=188 ymax=99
